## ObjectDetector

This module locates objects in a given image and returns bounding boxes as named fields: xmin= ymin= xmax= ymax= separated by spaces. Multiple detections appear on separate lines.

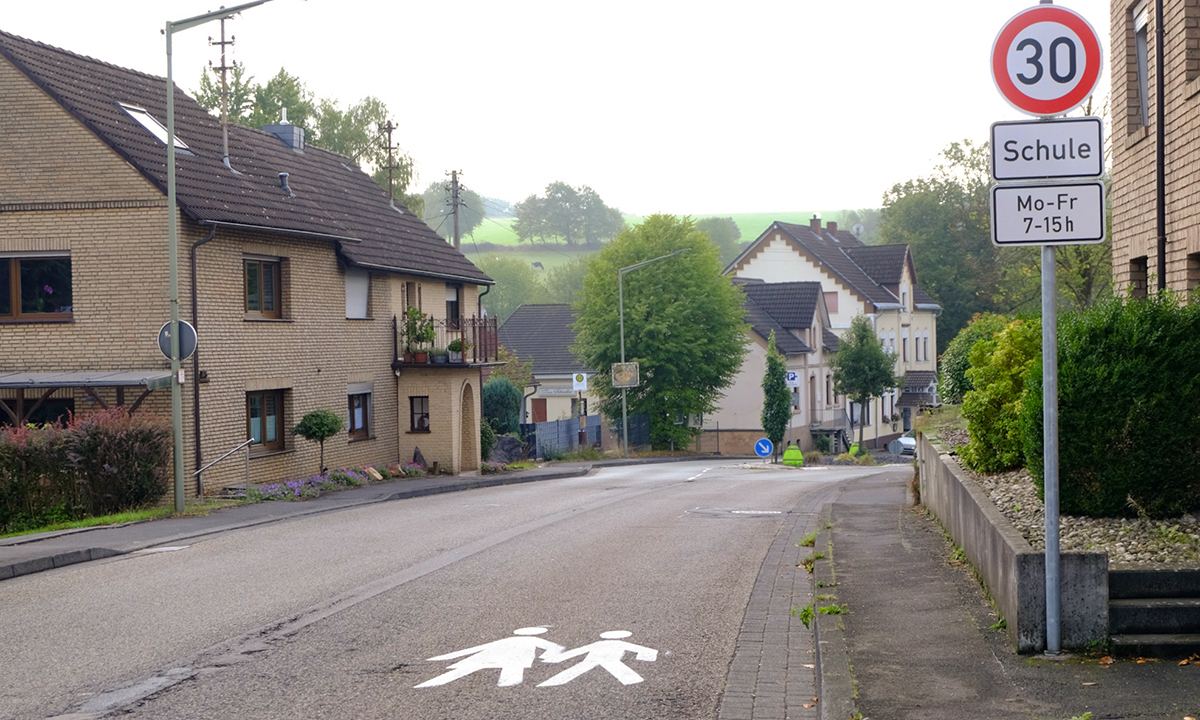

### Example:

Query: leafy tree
xmin=246 ymin=68 xmax=317 ymax=131
xmin=544 ymin=256 xmax=591 ymax=305
xmin=475 ymin=256 xmax=547 ymax=324
xmin=939 ymin=313 xmax=1010 ymax=404
xmin=489 ymin=345 xmax=535 ymax=391
xmin=959 ymin=318 xmax=1041 ymax=473
xmin=512 ymin=182 xmax=623 ymax=245
xmin=573 ymin=215 xmax=748 ymax=450
xmin=577 ymin=186 xmax=626 ymax=245
xmin=830 ymin=315 xmax=897 ymax=450
xmin=195 ymin=66 xmax=417 ymax=204
xmin=760 ymin=331 xmax=791 ymax=462
xmin=879 ymin=141 xmax=1039 ymax=352
xmin=291 ymin=409 xmax=345 ymax=473
xmin=420 ymin=181 xmax=485 ymax=240
xmin=696 ymin=217 xmax=742 ymax=266
xmin=837 ymin=208 xmax=882 ymax=244
xmin=482 ymin=377 xmax=523 ymax=435
xmin=195 ymin=62 xmax=255 ymax=122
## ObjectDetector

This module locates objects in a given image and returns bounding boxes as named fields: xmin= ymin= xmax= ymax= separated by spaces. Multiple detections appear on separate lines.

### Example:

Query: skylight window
xmin=119 ymin=103 xmax=192 ymax=154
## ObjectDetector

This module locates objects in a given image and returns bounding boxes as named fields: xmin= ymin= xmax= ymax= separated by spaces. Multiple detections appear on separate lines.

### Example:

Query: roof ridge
xmin=0 ymin=28 xmax=164 ymax=84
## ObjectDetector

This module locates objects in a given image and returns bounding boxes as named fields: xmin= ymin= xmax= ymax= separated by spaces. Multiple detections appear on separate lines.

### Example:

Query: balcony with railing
xmin=392 ymin=315 xmax=499 ymax=369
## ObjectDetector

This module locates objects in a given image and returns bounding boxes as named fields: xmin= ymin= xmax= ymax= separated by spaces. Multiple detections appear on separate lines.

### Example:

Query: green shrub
xmin=960 ymin=317 xmax=1041 ymax=473
xmin=813 ymin=433 xmax=832 ymax=454
xmin=0 ymin=422 xmax=76 ymax=533
xmin=940 ymin=313 xmax=1009 ymax=404
xmin=291 ymin=409 xmax=345 ymax=473
xmin=482 ymin=377 xmax=523 ymax=435
xmin=66 ymin=408 xmax=172 ymax=516
xmin=1022 ymin=294 xmax=1200 ymax=518
xmin=480 ymin=417 xmax=497 ymax=464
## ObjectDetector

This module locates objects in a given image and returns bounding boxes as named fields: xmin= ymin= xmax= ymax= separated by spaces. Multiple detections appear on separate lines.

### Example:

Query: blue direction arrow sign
xmin=754 ymin=438 xmax=773 ymax=458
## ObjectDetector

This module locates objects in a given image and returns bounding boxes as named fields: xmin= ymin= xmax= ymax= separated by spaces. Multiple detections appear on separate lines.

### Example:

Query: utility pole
xmin=207 ymin=15 xmax=235 ymax=171
xmin=448 ymin=170 xmax=462 ymax=249
xmin=380 ymin=120 xmax=398 ymax=202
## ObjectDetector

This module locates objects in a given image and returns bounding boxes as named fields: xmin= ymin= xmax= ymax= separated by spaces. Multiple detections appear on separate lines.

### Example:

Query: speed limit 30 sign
xmin=992 ymin=5 xmax=1102 ymax=117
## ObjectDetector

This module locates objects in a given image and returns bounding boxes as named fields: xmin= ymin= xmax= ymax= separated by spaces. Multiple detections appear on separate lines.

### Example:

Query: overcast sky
xmin=3 ymin=1 xmax=1113 ymax=216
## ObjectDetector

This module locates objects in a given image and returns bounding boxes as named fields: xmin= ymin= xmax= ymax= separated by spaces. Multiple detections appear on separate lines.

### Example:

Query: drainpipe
xmin=190 ymin=225 xmax=217 ymax=496
xmin=1156 ymin=0 xmax=1167 ymax=291
xmin=477 ymin=284 xmax=491 ymax=318
xmin=522 ymin=383 xmax=539 ymax=424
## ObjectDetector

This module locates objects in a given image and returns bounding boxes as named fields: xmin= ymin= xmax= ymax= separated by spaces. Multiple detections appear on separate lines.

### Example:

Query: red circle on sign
xmin=992 ymin=5 xmax=1102 ymax=116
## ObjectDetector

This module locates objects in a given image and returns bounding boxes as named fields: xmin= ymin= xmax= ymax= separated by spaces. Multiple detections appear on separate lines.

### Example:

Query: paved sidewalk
xmin=820 ymin=470 xmax=1200 ymax=720
xmin=0 ymin=456 xmax=733 ymax=582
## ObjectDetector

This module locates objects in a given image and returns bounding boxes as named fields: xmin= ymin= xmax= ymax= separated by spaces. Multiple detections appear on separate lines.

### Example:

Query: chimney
xmin=263 ymin=123 xmax=305 ymax=152
xmin=827 ymin=221 xmax=838 ymax=233
xmin=809 ymin=214 xmax=821 ymax=230
xmin=278 ymin=172 xmax=293 ymax=196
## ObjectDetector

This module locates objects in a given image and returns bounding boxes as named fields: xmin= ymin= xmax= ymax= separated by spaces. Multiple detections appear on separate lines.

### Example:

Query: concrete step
xmin=1109 ymin=567 xmax=1200 ymax=599
xmin=1110 ymin=633 xmax=1200 ymax=659
xmin=1109 ymin=597 xmax=1200 ymax=635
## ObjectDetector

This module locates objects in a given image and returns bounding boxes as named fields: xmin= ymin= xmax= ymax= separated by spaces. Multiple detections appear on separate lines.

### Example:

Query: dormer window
xmin=119 ymin=103 xmax=192 ymax=154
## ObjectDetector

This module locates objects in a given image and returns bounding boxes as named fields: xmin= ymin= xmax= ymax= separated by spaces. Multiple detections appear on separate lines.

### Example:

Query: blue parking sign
xmin=755 ymin=438 xmax=773 ymax=457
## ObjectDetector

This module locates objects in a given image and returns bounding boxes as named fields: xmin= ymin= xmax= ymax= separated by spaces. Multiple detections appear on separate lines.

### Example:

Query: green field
xmin=462 ymin=209 xmax=862 ymax=249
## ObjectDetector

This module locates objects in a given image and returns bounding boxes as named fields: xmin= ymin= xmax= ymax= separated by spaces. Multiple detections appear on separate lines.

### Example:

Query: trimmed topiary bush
xmin=960 ymin=317 xmax=1041 ymax=473
xmin=940 ymin=312 xmax=1010 ymax=404
xmin=1022 ymin=294 xmax=1200 ymax=518
xmin=291 ymin=409 xmax=345 ymax=474
xmin=482 ymin=377 xmax=523 ymax=435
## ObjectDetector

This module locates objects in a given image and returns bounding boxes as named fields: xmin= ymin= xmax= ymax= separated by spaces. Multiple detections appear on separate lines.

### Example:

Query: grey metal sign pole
xmin=1042 ymin=246 xmax=1061 ymax=654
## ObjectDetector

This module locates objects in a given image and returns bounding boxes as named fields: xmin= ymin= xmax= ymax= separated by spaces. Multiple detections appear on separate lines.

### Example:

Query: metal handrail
xmin=194 ymin=438 xmax=254 ymax=476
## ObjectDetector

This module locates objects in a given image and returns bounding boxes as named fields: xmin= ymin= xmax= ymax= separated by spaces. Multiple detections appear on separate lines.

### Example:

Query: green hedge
xmin=1022 ymin=294 xmax=1200 ymax=518
xmin=960 ymin=317 xmax=1041 ymax=473
xmin=0 ymin=409 xmax=171 ymax=533
xmin=940 ymin=313 xmax=1009 ymax=404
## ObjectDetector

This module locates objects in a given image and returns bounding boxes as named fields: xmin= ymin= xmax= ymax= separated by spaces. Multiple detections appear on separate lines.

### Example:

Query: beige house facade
xmin=724 ymin=218 xmax=940 ymax=450
xmin=0 ymin=31 xmax=495 ymax=495
xmin=706 ymin=281 xmax=843 ymax=454
xmin=1110 ymin=0 xmax=1200 ymax=294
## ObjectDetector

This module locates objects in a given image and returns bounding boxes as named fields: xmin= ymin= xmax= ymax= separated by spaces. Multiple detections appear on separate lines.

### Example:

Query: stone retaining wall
xmin=916 ymin=432 xmax=1108 ymax=652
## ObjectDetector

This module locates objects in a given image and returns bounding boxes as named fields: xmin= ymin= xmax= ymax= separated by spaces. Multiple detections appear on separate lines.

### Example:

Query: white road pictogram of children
xmin=414 ymin=627 xmax=565 ymax=688
xmin=537 ymin=630 xmax=658 ymax=686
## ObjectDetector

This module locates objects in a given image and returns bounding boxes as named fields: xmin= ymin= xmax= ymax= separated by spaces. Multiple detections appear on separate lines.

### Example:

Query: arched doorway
xmin=459 ymin=381 xmax=479 ymax=471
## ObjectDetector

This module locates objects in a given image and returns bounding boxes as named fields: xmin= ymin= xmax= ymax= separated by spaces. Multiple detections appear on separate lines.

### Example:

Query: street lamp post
xmin=617 ymin=248 xmax=688 ymax=458
xmin=165 ymin=0 xmax=274 ymax=513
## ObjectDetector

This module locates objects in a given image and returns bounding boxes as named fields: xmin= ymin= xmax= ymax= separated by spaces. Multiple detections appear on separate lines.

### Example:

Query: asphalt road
xmin=2 ymin=460 xmax=881 ymax=720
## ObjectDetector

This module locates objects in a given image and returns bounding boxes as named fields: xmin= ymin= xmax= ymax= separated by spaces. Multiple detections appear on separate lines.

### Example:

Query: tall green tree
xmin=878 ymin=141 xmax=1039 ymax=352
xmin=760 ymin=331 xmax=791 ymax=462
xmin=830 ymin=315 xmax=897 ymax=449
xmin=573 ymin=215 xmax=748 ymax=449
xmin=543 ymin=257 xmax=591 ymax=305
xmin=420 ymin=180 xmax=485 ymax=240
xmin=475 ymin=256 xmax=547 ymax=324
xmin=195 ymin=66 xmax=417 ymax=206
xmin=512 ymin=182 xmax=623 ymax=245
xmin=696 ymin=217 xmax=742 ymax=266
xmin=195 ymin=62 xmax=255 ymax=122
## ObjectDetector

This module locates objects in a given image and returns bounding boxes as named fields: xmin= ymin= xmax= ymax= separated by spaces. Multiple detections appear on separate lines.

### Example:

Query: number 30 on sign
xmin=991 ymin=5 xmax=1103 ymax=117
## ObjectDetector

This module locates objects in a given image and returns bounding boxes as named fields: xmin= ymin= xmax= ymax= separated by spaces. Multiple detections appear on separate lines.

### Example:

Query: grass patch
xmin=914 ymin=404 xmax=966 ymax=444
xmin=818 ymin=603 xmax=849 ymax=615
xmin=0 ymin=500 xmax=242 ymax=539
xmin=798 ymin=530 xmax=818 ymax=548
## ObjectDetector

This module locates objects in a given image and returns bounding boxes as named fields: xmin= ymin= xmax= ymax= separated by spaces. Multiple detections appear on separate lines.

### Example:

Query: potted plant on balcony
xmin=448 ymin=337 xmax=471 ymax=363
xmin=431 ymin=347 xmax=449 ymax=364
xmin=404 ymin=306 xmax=435 ymax=363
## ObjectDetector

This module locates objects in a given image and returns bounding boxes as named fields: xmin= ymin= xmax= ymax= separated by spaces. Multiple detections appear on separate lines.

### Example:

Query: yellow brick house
xmin=0 ymin=30 xmax=496 ymax=494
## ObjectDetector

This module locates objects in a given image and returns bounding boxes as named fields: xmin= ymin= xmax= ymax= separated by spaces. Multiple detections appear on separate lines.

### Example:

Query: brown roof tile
xmin=0 ymin=29 xmax=490 ymax=285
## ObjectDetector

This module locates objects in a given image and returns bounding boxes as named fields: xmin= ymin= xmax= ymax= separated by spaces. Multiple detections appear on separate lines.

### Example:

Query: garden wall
xmin=917 ymin=432 xmax=1108 ymax=652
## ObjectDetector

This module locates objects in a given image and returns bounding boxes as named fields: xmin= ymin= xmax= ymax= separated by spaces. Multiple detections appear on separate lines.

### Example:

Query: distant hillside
xmin=461 ymin=209 xmax=881 ymax=248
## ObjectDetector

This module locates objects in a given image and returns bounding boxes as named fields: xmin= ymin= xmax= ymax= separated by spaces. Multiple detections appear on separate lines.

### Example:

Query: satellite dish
xmin=852 ymin=223 xmax=865 ymax=237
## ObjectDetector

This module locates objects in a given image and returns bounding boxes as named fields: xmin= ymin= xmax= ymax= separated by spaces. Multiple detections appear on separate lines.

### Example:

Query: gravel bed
xmin=936 ymin=433 xmax=1200 ymax=567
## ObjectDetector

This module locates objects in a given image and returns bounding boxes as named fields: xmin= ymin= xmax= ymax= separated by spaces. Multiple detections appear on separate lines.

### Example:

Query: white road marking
xmin=538 ymin=630 xmax=658 ymax=687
